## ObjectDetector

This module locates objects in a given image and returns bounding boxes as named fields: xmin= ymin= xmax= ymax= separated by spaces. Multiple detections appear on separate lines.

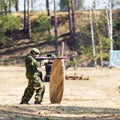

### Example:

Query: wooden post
xmin=60 ymin=42 xmax=64 ymax=56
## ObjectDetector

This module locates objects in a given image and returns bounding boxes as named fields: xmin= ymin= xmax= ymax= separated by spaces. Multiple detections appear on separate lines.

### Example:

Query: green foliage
xmin=113 ymin=10 xmax=120 ymax=49
xmin=0 ymin=0 xmax=5 ymax=11
xmin=11 ymin=0 xmax=18 ymax=3
xmin=60 ymin=0 xmax=69 ymax=8
xmin=1 ymin=14 xmax=22 ymax=31
xmin=99 ymin=36 xmax=110 ymax=61
xmin=81 ymin=46 xmax=93 ymax=55
xmin=100 ymin=36 xmax=110 ymax=50
xmin=36 ymin=15 xmax=51 ymax=31
xmin=59 ymin=0 xmax=84 ymax=10
xmin=94 ymin=35 xmax=110 ymax=62
xmin=80 ymin=46 xmax=94 ymax=61
xmin=0 ymin=0 xmax=18 ymax=12
xmin=97 ymin=16 xmax=108 ymax=36
xmin=32 ymin=14 xmax=52 ymax=42
xmin=0 ymin=14 xmax=22 ymax=45
xmin=80 ymin=35 xmax=110 ymax=63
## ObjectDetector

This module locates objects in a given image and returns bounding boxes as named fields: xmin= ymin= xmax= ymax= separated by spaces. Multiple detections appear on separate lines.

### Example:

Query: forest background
xmin=0 ymin=0 xmax=120 ymax=67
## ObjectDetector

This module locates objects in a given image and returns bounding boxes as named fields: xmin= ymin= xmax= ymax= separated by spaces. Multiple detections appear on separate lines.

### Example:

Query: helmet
xmin=30 ymin=48 xmax=40 ymax=54
xmin=71 ymin=52 xmax=77 ymax=56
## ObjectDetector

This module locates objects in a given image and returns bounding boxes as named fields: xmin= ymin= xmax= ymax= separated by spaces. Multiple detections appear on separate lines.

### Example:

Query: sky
xmin=14 ymin=0 xmax=119 ymax=12
xmin=18 ymin=0 xmax=57 ymax=11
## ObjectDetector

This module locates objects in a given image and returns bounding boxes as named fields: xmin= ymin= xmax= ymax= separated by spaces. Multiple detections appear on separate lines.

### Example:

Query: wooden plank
xmin=49 ymin=58 xmax=65 ymax=103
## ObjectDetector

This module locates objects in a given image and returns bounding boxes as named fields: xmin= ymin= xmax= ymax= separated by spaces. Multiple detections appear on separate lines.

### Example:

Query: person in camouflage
xmin=65 ymin=52 xmax=77 ymax=70
xmin=20 ymin=48 xmax=45 ymax=104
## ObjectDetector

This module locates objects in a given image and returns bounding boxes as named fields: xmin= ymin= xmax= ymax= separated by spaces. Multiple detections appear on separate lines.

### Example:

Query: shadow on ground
xmin=0 ymin=105 xmax=120 ymax=120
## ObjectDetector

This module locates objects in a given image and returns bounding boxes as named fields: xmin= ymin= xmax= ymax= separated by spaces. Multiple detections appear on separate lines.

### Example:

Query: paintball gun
xmin=35 ymin=56 xmax=67 ymax=61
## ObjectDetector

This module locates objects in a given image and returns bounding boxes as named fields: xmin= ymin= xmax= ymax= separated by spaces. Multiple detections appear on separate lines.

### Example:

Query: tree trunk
xmin=46 ymin=0 xmax=50 ymax=16
xmin=68 ymin=0 xmax=73 ymax=36
xmin=15 ymin=0 xmax=19 ymax=12
xmin=24 ymin=0 xmax=27 ymax=33
xmin=106 ymin=9 xmax=110 ymax=38
xmin=90 ymin=9 xmax=97 ymax=67
xmin=106 ymin=1 xmax=113 ymax=50
xmin=54 ymin=0 xmax=58 ymax=56
xmin=31 ymin=0 xmax=34 ymax=11
xmin=71 ymin=0 xmax=75 ymax=35
xmin=109 ymin=0 xmax=113 ymax=50
xmin=93 ymin=0 xmax=103 ymax=66
xmin=68 ymin=0 xmax=75 ymax=36
xmin=46 ymin=0 xmax=51 ymax=36
xmin=4 ymin=0 xmax=7 ymax=14
xmin=9 ymin=0 xmax=11 ymax=13
xmin=27 ymin=0 xmax=32 ymax=39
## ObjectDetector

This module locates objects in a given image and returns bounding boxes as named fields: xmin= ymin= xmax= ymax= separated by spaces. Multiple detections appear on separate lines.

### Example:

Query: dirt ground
xmin=0 ymin=65 xmax=120 ymax=120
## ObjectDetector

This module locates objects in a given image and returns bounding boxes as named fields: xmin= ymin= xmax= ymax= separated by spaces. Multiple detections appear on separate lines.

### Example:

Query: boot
xmin=34 ymin=101 xmax=41 ymax=104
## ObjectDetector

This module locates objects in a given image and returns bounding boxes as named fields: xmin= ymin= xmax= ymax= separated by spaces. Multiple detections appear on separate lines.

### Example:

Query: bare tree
xmin=92 ymin=0 xmax=103 ymax=66
xmin=46 ymin=0 xmax=50 ymax=16
xmin=24 ymin=0 xmax=31 ymax=38
xmin=71 ymin=0 xmax=75 ymax=35
xmin=8 ymin=0 xmax=11 ymax=13
xmin=68 ymin=0 xmax=73 ymax=36
xmin=46 ymin=0 xmax=51 ymax=36
xmin=54 ymin=0 xmax=59 ymax=56
xmin=24 ymin=0 xmax=27 ymax=32
xmin=15 ymin=0 xmax=19 ymax=12
xmin=109 ymin=0 xmax=113 ymax=50
xmin=105 ymin=0 xmax=113 ymax=50
xmin=6 ymin=0 xmax=19 ymax=13
xmin=68 ymin=0 xmax=76 ymax=36
xmin=4 ymin=0 xmax=7 ymax=14
xmin=89 ymin=1 xmax=97 ymax=67
xmin=27 ymin=0 xmax=31 ymax=39
xmin=31 ymin=0 xmax=34 ymax=11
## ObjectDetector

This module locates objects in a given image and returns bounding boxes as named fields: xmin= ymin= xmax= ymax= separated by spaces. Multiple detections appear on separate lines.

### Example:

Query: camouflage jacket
xmin=25 ymin=54 xmax=40 ymax=77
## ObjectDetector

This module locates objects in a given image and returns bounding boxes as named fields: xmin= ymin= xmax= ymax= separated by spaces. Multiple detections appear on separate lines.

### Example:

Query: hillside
xmin=0 ymin=10 xmax=120 ymax=66
xmin=0 ymin=11 xmax=89 ymax=66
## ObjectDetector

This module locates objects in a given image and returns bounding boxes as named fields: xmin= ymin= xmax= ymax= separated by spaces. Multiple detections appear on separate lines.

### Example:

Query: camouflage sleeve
xmin=25 ymin=55 xmax=40 ymax=67
xmin=31 ymin=56 xmax=40 ymax=67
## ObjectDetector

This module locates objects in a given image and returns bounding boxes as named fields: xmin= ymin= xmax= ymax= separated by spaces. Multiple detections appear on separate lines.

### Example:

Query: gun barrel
xmin=35 ymin=56 xmax=67 ymax=61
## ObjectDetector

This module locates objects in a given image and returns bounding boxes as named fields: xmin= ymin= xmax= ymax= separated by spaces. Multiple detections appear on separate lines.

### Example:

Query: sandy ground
xmin=0 ymin=65 xmax=120 ymax=120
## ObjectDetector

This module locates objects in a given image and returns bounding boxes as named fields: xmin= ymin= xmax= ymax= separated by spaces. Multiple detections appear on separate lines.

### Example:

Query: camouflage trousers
xmin=20 ymin=73 xmax=45 ymax=104
xmin=65 ymin=60 xmax=77 ymax=70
